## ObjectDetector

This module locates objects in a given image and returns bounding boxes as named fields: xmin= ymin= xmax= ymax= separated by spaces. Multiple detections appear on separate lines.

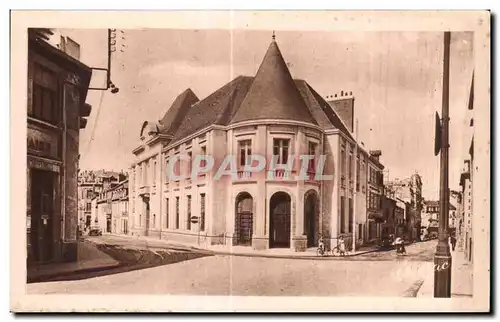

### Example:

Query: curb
xmin=88 ymin=236 xmax=383 ymax=261
xmin=202 ymin=247 xmax=380 ymax=260
xmin=27 ymin=262 xmax=121 ymax=284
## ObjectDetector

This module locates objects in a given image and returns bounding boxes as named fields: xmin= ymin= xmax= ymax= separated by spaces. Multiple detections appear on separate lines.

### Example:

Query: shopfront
xmin=27 ymin=30 xmax=92 ymax=265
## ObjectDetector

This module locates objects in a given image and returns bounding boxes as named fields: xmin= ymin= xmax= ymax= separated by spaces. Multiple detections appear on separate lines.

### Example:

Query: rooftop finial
xmin=272 ymin=30 xmax=276 ymax=41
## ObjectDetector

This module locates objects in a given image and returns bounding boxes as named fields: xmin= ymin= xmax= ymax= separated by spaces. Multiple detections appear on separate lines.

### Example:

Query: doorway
xmin=304 ymin=191 xmax=318 ymax=248
xmin=30 ymin=169 xmax=55 ymax=263
xmin=269 ymin=192 xmax=291 ymax=248
xmin=234 ymin=192 xmax=253 ymax=246
xmin=106 ymin=214 xmax=111 ymax=233
xmin=122 ymin=218 xmax=129 ymax=235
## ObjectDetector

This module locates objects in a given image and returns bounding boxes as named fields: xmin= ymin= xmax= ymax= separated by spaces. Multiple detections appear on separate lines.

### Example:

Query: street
xmin=27 ymin=240 xmax=438 ymax=297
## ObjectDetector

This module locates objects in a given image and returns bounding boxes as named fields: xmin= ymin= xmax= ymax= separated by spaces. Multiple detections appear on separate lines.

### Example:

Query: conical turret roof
xmin=230 ymin=38 xmax=317 ymax=125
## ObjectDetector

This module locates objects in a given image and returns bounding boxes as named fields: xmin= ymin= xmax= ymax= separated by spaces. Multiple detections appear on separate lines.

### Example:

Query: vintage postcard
xmin=10 ymin=10 xmax=490 ymax=312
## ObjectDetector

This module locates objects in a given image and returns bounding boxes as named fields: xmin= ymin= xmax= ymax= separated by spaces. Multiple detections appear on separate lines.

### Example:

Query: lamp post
xmin=434 ymin=31 xmax=452 ymax=298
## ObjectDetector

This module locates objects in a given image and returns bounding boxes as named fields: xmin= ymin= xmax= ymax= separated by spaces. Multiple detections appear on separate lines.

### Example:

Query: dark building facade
xmin=27 ymin=29 xmax=92 ymax=265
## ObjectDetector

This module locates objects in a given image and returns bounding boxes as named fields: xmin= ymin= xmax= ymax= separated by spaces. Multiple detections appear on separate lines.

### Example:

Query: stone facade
xmin=128 ymin=37 xmax=385 ymax=252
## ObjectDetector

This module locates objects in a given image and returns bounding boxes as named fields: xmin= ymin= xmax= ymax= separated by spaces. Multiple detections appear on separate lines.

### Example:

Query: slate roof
xmin=158 ymin=88 xmax=199 ymax=135
xmin=230 ymin=40 xmax=317 ymax=125
xmin=157 ymin=39 xmax=355 ymax=145
xmin=171 ymin=76 xmax=254 ymax=143
xmin=299 ymin=81 xmax=354 ymax=141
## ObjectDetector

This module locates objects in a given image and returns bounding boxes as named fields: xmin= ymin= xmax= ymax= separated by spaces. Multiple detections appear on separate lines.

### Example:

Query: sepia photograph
xmin=10 ymin=10 xmax=490 ymax=312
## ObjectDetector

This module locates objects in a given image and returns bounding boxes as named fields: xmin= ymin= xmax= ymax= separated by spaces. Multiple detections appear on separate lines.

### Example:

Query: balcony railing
xmin=267 ymin=169 xmax=294 ymax=180
xmin=306 ymin=170 xmax=316 ymax=181
xmin=138 ymin=185 xmax=150 ymax=196
xmin=237 ymin=170 xmax=252 ymax=180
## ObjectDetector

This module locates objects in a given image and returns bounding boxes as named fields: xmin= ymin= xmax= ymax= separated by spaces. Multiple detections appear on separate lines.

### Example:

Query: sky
xmin=58 ymin=29 xmax=474 ymax=200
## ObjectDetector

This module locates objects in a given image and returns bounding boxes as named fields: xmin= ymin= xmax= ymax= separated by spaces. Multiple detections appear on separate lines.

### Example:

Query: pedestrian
xmin=338 ymin=236 xmax=346 ymax=256
xmin=318 ymin=236 xmax=325 ymax=252
xmin=317 ymin=235 xmax=326 ymax=256
xmin=450 ymin=234 xmax=457 ymax=251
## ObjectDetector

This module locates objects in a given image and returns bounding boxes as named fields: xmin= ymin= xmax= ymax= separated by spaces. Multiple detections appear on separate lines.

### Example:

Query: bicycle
xmin=316 ymin=245 xmax=327 ymax=256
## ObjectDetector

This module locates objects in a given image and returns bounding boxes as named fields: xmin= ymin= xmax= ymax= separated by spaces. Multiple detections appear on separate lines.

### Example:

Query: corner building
xmin=129 ymin=37 xmax=384 ymax=251
xmin=27 ymin=29 xmax=92 ymax=264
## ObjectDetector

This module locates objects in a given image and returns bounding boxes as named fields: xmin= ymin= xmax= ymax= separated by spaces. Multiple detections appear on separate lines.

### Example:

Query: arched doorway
xmin=269 ymin=192 xmax=291 ymax=248
xmin=235 ymin=192 xmax=253 ymax=246
xmin=304 ymin=191 xmax=319 ymax=248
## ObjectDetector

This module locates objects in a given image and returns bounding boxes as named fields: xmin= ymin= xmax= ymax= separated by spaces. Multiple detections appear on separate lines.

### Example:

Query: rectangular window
xmin=86 ymin=190 xmax=93 ymax=199
xmin=137 ymin=163 xmax=142 ymax=186
xmin=349 ymin=154 xmax=353 ymax=181
xmin=165 ymin=157 xmax=169 ymax=181
xmin=348 ymin=198 xmax=353 ymax=233
xmin=31 ymin=63 xmax=59 ymax=124
xmin=153 ymin=158 xmax=157 ymax=184
xmin=340 ymin=196 xmax=345 ymax=233
xmin=165 ymin=198 xmax=169 ymax=229
xmin=356 ymin=156 xmax=360 ymax=192
xmin=200 ymin=193 xmax=206 ymax=231
xmin=341 ymin=149 xmax=346 ymax=176
xmin=187 ymin=151 xmax=192 ymax=176
xmin=175 ymin=197 xmax=180 ymax=229
xmin=308 ymin=142 xmax=317 ymax=172
xmin=85 ymin=202 xmax=91 ymax=212
xmin=273 ymin=139 xmax=289 ymax=164
xmin=200 ymin=146 xmax=207 ymax=168
xmin=238 ymin=140 xmax=252 ymax=167
xmin=187 ymin=195 xmax=192 ymax=230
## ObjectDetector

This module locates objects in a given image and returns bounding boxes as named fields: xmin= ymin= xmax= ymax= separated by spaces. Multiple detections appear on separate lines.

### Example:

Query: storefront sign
xmin=28 ymin=156 xmax=60 ymax=173
xmin=27 ymin=126 xmax=60 ymax=160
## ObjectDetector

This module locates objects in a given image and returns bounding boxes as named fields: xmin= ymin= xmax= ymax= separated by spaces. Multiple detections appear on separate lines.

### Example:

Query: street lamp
xmin=88 ymin=28 xmax=120 ymax=94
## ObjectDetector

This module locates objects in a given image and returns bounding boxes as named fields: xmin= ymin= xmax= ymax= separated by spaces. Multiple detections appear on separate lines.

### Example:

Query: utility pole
xmin=434 ymin=31 xmax=452 ymax=298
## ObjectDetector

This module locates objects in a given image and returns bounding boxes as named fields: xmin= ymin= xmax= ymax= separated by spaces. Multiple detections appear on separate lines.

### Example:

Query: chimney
xmin=327 ymin=91 xmax=355 ymax=133
xmin=369 ymin=150 xmax=382 ymax=161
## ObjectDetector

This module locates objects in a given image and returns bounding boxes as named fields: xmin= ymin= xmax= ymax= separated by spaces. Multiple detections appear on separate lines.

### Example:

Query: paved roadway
xmin=28 ymin=241 xmax=436 ymax=297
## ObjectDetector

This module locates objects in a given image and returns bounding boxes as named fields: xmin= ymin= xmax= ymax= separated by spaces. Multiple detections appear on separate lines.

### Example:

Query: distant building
xmin=420 ymin=200 xmax=456 ymax=236
xmin=381 ymin=195 xmax=397 ymax=240
xmin=365 ymin=151 xmax=385 ymax=243
xmin=394 ymin=198 xmax=406 ymax=238
xmin=95 ymin=176 xmax=129 ymax=234
xmin=27 ymin=28 xmax=92 ymax=265
xmin=458 ymin=73 xmax=474 ymax=263
xmin=128 ymin=36 xmax=385 ymax=251
xmin=77 ymin=170 xmax=124 ymax=231
xmin=450 ymin=190 xmax=461 ymax=229
xmin=385 ymin=173 xmax=423 ymax=241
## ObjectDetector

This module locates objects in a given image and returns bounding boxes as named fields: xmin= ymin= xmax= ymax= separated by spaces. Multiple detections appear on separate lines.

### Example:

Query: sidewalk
xmin=91 ymin=233 xmax=381 ymax=260
xmin=27 ymin=241 xmax=120 ymax=283
xmin=416 ymin=249 xmax=473 ymax=297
